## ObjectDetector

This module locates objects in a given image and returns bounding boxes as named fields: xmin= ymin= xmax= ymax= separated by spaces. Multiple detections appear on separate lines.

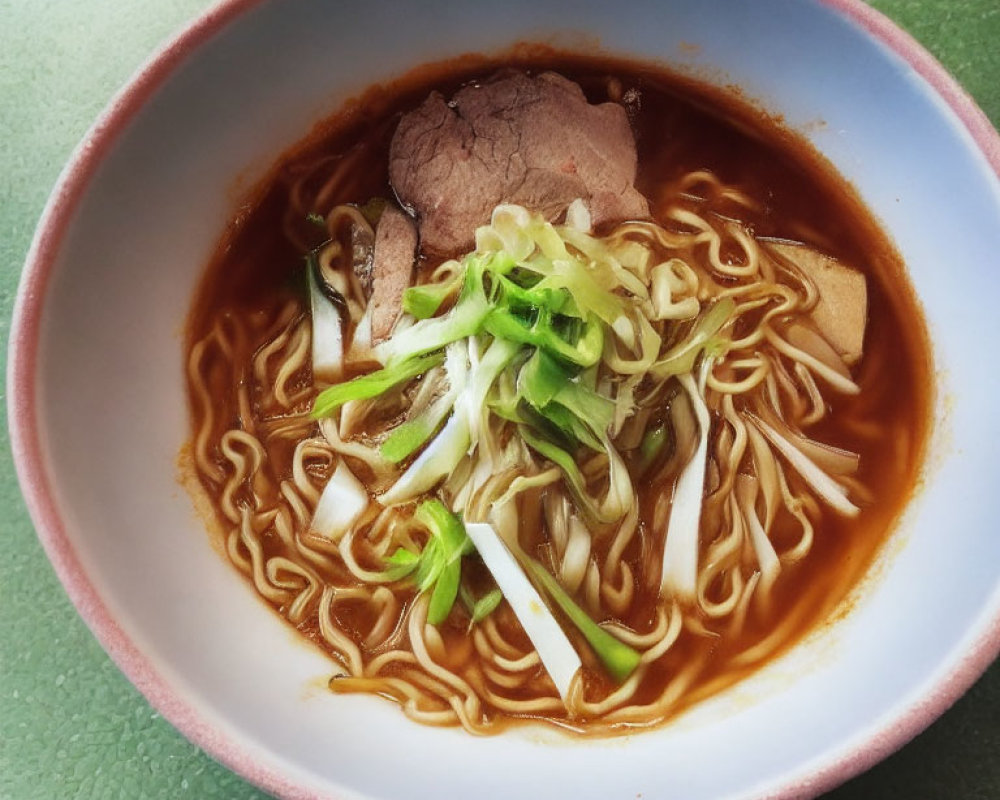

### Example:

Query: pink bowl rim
xmin=7 ymin=1 xmax=1000 ymax=798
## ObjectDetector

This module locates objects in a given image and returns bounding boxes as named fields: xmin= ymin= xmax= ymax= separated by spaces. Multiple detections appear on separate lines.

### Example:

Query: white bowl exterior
xmin=24 ymin=0 xmax=1000 ymax=798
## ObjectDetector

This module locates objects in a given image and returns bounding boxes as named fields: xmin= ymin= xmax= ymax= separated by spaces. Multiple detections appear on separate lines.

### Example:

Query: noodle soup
xmin=185 ymin=55 xmax=931 ymax=734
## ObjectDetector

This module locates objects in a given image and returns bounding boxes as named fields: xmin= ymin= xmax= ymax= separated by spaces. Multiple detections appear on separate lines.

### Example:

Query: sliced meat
xmin=389 ymin=71 xmax=649 ymax=255
xmin=370 ymin=205 xmax=417 ymax=342
xmin=351 ymin=224 xmax=375 ymax=296
xmin=768 ymin=241 xmax=868 ymax=365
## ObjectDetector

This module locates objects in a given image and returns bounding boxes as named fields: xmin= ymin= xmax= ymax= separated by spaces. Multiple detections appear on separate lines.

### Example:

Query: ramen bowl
xmin=9 ymin=0 xmax=1000 ymax=798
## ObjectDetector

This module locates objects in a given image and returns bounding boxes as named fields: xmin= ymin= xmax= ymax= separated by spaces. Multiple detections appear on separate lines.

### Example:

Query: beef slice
xmin=370 ymin=205 xmax=417 ymax=342
xmin=389 ymin=71 xmax=649 ymax=254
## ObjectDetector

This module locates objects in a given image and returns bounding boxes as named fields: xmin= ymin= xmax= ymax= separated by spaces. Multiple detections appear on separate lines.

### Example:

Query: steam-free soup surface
xmin=186 ymin=53 xmax=930 ymax=733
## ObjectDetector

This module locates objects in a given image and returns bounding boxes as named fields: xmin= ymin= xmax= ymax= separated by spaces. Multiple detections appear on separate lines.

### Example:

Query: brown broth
xmin=186 ymin=51 xmax=932 ymax=732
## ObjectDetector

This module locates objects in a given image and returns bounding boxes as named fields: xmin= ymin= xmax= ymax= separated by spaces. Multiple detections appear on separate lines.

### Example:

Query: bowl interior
xmin=20 ymin=0 xmax=1000 ymax=798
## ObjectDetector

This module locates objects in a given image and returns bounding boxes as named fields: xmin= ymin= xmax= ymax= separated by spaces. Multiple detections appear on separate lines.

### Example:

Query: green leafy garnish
xmin=402 ymin=274 xmax=462 ymax=319
xmin=515 ymin=349 xmax=611 ymax=450
xmin=380 ymin=416 xmax=445 ymax=463
xmin=638 ymin=422 xmax=670 ymax=475
xmin=465 ymin=586 xmax=504 ymax=623
xmin=382 ymin=499 xmax=475 ymax=626
xmin=484 ymin=307 xmax=604 ymax=368
xmin=525 ymin=558 xmax=641 ymax=683
xmin=311 ymin=351 xmax=444 ymax=419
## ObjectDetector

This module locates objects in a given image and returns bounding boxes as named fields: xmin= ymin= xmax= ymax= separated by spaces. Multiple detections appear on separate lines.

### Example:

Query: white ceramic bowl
xmin=9 ymin=1 xmax=1000 ymax=798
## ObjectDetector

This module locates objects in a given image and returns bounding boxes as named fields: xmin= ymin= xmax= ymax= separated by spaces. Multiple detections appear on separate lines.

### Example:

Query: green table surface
xmin=1 ymin=1 xmax=997 ymax=798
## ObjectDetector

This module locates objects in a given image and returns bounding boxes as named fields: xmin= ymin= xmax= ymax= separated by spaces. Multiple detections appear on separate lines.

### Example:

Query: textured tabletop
xmin=1 ymin=1 xmax=998 ymax=798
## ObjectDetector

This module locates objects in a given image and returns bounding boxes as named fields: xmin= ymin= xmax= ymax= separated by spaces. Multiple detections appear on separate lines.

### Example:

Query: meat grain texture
xmin=389 ymin=71 xmax=649 ymax=255
xmin=370 ymin=205 xmax=418 ymax=342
